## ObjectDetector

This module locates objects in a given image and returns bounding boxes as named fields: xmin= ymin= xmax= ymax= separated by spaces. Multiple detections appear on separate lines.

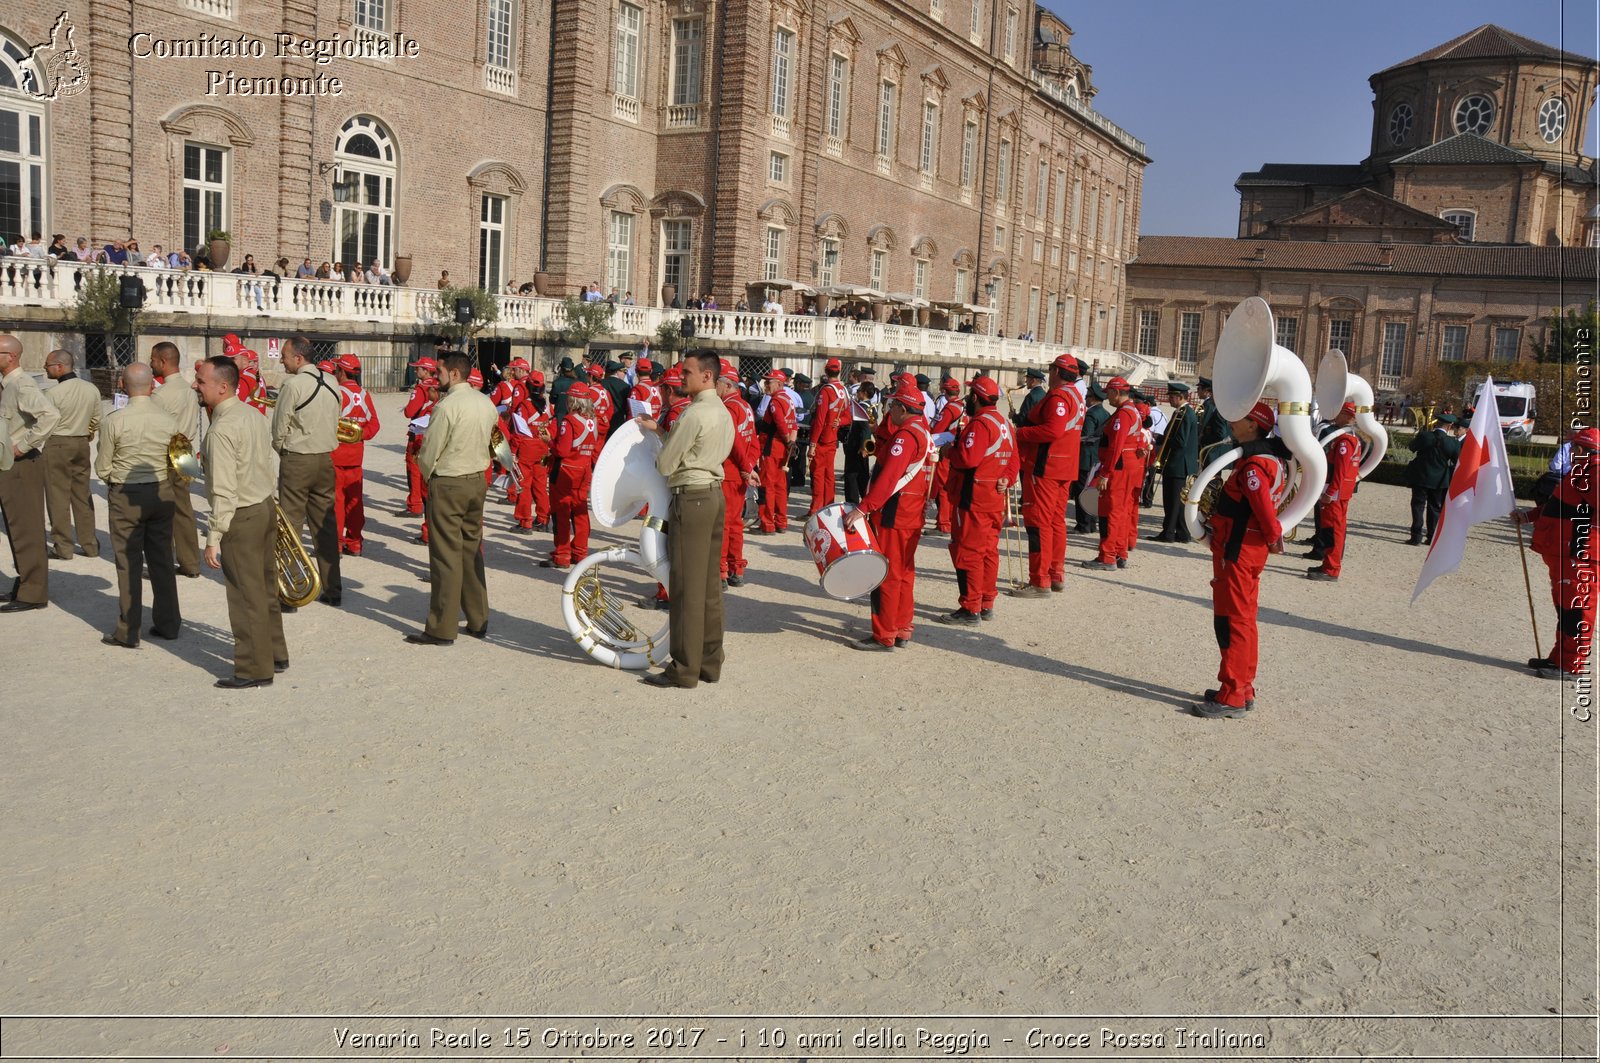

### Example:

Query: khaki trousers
xmin=664 ymin=484 xmax=726 ymax=687
xmin=278 ymin=451 xmax=340 ymax=597
xmin=424 ymin=473 xmax=488 ymax=639
xmin=109 ymin=480 xmax=180 ymax=643
xmin=169 ymin=469 xmax=202 ymax=576
xmin=221 ymin=501 xmax=287 ymax=680
xmin=0 ymin=451 xmax=48 ymax=603
xmin=44 ymin=435 xmax=98 ymax=558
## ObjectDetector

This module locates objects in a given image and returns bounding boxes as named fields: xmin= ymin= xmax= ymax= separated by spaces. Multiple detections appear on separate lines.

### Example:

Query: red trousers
xmin=1211 ymin=543 xmax=1267 ymax=708
xmin=1022 ymin=475 xmax=1069 ymax=587
xmin=1123 ymin=459 xmax=1145 ymax=554
xmin=510 ymin=439 xmax=548 ymax=528
xmin=551 ymin=468 xmax=591 ymax=565
xmin=1316 ymin=499 xmax=1349 ymax=578
xmin=870 ymin=519 xmax=922 ymax=645
xmin=1097 ymin=466 xmax=1139 ymax=563
xmin=1543 ymin=552 xmax=1597 ymax=674
xmin=760 ymin=443 xmax=789 ymax=531
xmin=950 ymin=506 xmax=1003 ymax=613
xmin=809 ymin=441 xmax=838 ymax=514
xmin=721 ymin=476 xmax=747 ymax=578
xmin=931 ymin=459 xmax=954 ymax=531
xmin=333 ymin=463 xmax=365 ymax=552
xmin=404 ymin=436 xmax=425 ymax=514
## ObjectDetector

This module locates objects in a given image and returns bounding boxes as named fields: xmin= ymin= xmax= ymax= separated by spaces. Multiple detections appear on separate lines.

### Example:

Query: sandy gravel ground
xmin=2 ymin=393 xmax=1594 ymax=1060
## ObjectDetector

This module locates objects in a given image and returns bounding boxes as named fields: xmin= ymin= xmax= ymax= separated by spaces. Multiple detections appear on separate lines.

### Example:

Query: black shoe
xmin=1535 ymin=665 xmax=1582 ymax=681
xmin=149 ymin=628 xmax=180 ymax=641
xmin=177 ymin=569 xmax=202 ymax=579
xmin=1299 ymin=550 xmax=1324 ymax=560
xmin=411 ymin=535 xmax=428 ymax=544
xmin=0 ymin=600 xmax=46 ymax=612
xmin=404 ymin=631 xmax=454 ymax=646
xmin=895 ymin=637 xmax=910 ymax=647
xmin=538 ymin=558 xmax=570 ymax=570
xmin=1051 ymin=581 xmax=1065 ymax=592
xmin=1081 ymin=560 xmax=1116 ymax=571
xmin=1147 ymin=535 xmax=1174 ymax=543
xmin=509 ymin=525 xmax=533 ymax=535
xmin=642 ymin=670 xmax=689 ymax=689
xmin=318 ymin=593 xmax=342 ymax=606
xmin=52 ymin=551 xmax=74 ymax=561
xmin=1528 ymin=656 xmax=1555 ymax=669
xmin=851 ymin=636 xmax=894 ymax=652
xmin=274 ymin=659 xmax=289 ymax=674
xmin=1008 ymin=584 xmax=1049 ymax=599
xmin=101 ymin=634 xmax=138 ymax=649
xmin=935 ymin=609 xmax=980 ymax=626
xmin=280 ymin=604 xmax=297 ymax=614
xmin=215 ymin=676 xmax=272 ymax=689
xmin=1404 ymin=537 xmax=1421 ymax=546
xmin=1306 ymin=569 xmax=1337 ymax=582
xmin=464 ymin=625 xmax=488 ymax=640
xmin=1192 ymin=700 xmax=1250 ymax=719
xmin=532 ymin=521 xmax=550 ymax=531
xmin=1115 ymin=558 xmax=1128 ymax=569
xmin=727 ymin=573 xmax=745 ymax=587
xmin=980 ymin=608 xmax=994 ymax=621
xmin=637 ymin=595 xmax=669 ymax=610
xmin=720 ymin=579 xmax=728 ymax=589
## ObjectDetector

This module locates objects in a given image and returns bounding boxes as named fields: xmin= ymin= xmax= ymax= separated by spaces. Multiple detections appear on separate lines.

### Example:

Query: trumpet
xmin=258 ymin=394 xmax=365 ymax=443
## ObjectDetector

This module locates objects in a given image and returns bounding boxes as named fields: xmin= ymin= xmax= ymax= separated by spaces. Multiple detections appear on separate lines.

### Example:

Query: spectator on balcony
xmin=172 ymin=250 xmax=193 ymax=270
xmin=518 ymin=281 xmax=535 ymax=296
xmin=267 ymin=257 xmax=290 ymax=279
xmin=606 ymin=288 xmax=620 ymax=304
xmin=704 ymin=295 xmax=717 ymax=310
xmin=145 ymin=245 xmax=167 ymax=269
xmin=234 ymin=255 xmax=266 ymax=310
xmin=583 ymin=282 xmax=604 ymax=302
xmin=366 ymin=260 xmax=391 ymax=285
xmin=71 ymin=237 xmax=93 ymax=262
xmin=296 ymin=258 xmax=316 ymax=278
xmin=6 ymin=236 xmax=25 ymax=256
xmin=24 ymin=232 xmax=45 ymax=258
xmin=46 ymin=235 xmax=68 ymax=259
xmin=623 ymin=291 xmax=636 ymax=305
xmin=436 ymin=269 xmax=449 ymax=289
xmin=762 ymin=295 xmax=784 ymax=316
xmin=735 ymin=296 xmax=750 ymax=313
xmin=315 ymin=261 xmax=331 ymax=280
xmin=125 ymin=239 xmax=143 ymax=261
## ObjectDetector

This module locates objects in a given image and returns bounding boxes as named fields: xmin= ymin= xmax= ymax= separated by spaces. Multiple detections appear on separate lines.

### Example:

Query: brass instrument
xmin=167 ymin=433 xmax=204 ymax=484
xmin=572 ymin=569 xmax=643 ymax=645
xmin=1408 ymin=405 xmax=1436 ymax=432
xmin=274 ymin=504 xmax=322 ymax=608
xmin=260 ymin=395 xmax=364 ymax=443
xmin=490 ymin=425 xmax=521 ymax=487
xmin=857 ymin=385 xmax=881 ymax=458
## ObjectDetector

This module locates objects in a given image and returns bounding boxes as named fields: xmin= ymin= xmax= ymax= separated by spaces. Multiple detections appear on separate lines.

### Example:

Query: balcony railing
xmin=612 ymin=94 xmax=639 ymax=123
xmin=770 ymin=113 xmax=791 ymax=140
xmin=666 ymin=103 xmax=702 ymax=128
xmin=184 ymin=0 xmax=235 ymax=17
xmin=484 ymin=65 xmax=517 ymax=95
xmin=0 ymin=258 xmax=1154 ymax=378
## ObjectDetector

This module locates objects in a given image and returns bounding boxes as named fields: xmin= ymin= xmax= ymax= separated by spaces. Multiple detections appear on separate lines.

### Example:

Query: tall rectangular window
xmin=931 ymin=0 xmax=943 ymax=20
xmin=479 ymin=194 xmax=506 ymax=293
xmin=1070 ymin=177 xmax=1082 ymax=230
xmin=772 ymin=28 xmax=794 ymax=117
xmin=914 ymin=259 xmax=928 ymax=299
xmin=763 ymin=226 xmax=783 ymax=280
xmin=182 ymin=143 xmax=227 ymax=257
xmin=1381 ymin=322 xmax=1407 ymax=380
xmin=955 ymin=266 xmax=969 ymax=302
xmin=1052 ymin=168 xmax=1065 ymax=226
xmin=819 ymin=237 xmax=839 ymax=289
xmin=920 ymin=102 xmax=939 ymax=175
xmin=1062 ymin=298 xmax=1076 ymax=344
xmin=671 ymin=18 xmax=704 ymax=106
xmin=1275 ymin=314 xmax=1298 ymax=353
xmin=826 ymin=54 xmax=848 ymax=138
xmin=613 ymin=3 xmax=641 ymax=99
xmin=876 ymin=80 xmax=896 ymax=158
xmin=607 ymin=211 xmax=633 ymax=292
xmin=960 ymin=120 xmax=977 ymax=189
xmin=487 ymin=0 xmax=514 ymax=70
xmin=1328 ymin=316 xmax=1353 ymax=359
xmin=1003 ymin=8 xmax=1017 ymax=60
xmin=1440 ymin=324 xmax=1468 ymax=362
xmin=1114 ymin=198 xmax=1125 ymax=248
xmin=996 ymin=138 xmax=1011 ymax=201
xmin=1028 ymin=287 xmax=1041 ymax=333
xmin=1137 ymin=309 xmax=1160 ymax=358
xmin=1493 ymin=327 xmax=1520 ymax=362
xmin=969 ymin=0 xmax=984 ymax=39
xmin=769 ymin=151 xmax=788 ymax=184
xmin=1035 ymin=159 xmax=1048 ymax=216
xmin=870 ymin=248 xmax=886 ymax=291
xmin=355 ymin=0 xmax=387 ymax=31
xmin=1178 ymin=311 xmax=1201 ymax=364
xmin=662 ymin=219 xmax=692 ymax=296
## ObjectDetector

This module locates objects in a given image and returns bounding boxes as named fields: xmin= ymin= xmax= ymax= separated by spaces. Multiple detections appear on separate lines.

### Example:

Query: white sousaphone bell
xmin=1182 ymin=297 xmax=1328 ymax=542
xmin=561 ymin=420 xmax=673 ymax=670
xmin=1313 ymin=348 xmax=1389 ymax=479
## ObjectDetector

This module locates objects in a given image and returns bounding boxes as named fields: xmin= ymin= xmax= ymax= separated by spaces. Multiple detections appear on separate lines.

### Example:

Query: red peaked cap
xmin=1051 ymin=353 xmax=1081 ymax=376
xmin=317 ymin=359 xmax=336 ymax=373
xmin=1573 ymin=427 xmax=1600 ymax=451
xmin=968 ymin=376 xmax=999 ymax=399
xmin=719 ymin=359 xmax=739 ymax=382
xmin=941 ymin=377 xmax=961 ymax=394
xmin=1246 ymin=401 xmax=1277 ymax=432
xmin=1339 ymin=402 xmax=1357 ymax=417
xmin=1106 ymin=376 xmax=1130 ymax=392
xmin=663 ymin=366 xmax=685 ymax=386
xmin=889 ymin=385 xmax=925 ymax=411
xmin=222 ymin=332 xmax=242 ymax=352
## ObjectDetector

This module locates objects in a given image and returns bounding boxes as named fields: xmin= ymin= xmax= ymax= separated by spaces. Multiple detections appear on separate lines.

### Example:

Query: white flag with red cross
xmin=1411 ymin=378 xmax=1518 ymax=602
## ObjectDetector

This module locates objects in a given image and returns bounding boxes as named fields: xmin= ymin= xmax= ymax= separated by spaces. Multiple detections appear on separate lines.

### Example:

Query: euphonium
xmin=1181 ymin=298 xmax=1327 ymax=542
xmin=262 ymin=394 xmax=364 ymax=443
xmin=167 ymin=433 xmax=204 ymax=484
xmin=274 ymin=504 xmax=322 ymax=608
xmin=490 ymin=425 xmax=521 ymax=487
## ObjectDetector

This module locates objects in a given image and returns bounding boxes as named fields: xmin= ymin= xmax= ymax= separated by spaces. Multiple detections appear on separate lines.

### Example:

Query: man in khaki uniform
xmin=271 ymin=334 xmax=341 ymax=607
xmin=95 ymin=363 xmax=181 ymax=647
xmin=149 ymin=341 xmax=204 ymax=577
xmin=0 ymin=334 xmax=62 ymax=610
xmin=43 ymin=349 xmax=102 ymax=559
xmin=196 ymin=356 xmax=286 ymax=689
xmin=639 ymin=350 xmax=734 ymax=688
xmin=408 ymin=351 xmax=496 ymax=646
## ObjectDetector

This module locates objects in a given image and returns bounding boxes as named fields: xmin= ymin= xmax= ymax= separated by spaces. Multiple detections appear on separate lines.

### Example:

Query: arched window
xmin=333 ymin=115 xmax=397 ymax=270
xmin=0 ymin=31 xmax=47 ymax=247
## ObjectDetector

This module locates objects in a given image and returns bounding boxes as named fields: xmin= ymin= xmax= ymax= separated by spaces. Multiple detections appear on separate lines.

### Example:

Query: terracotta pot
xmin=533 ymin=271 xmax=552 ymax=297
xmin=207 ymin=239 xmax=231 ymax=270
xmin=660 ymin=284 xmax=676 ymax=308
xmin=391 ymin=255 xmax=413 ymax=286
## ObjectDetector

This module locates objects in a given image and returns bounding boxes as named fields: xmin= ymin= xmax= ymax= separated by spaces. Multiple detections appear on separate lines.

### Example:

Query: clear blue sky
xmin=1042 ymin=0 xmax=1600 ymax=237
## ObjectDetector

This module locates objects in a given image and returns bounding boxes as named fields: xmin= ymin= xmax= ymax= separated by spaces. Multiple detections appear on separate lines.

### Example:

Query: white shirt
xmin=145 ymin=253 xmax=167 ymax=269
xmin=763 ymin=299 xmax=784 ymax=315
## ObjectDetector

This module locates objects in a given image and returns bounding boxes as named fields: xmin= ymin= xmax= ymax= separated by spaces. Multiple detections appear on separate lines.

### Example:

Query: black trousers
xmin=1073 ymin=464 xmax=1096 ymax=530
xmin=1158 ymin=474 xmax=1191 ymax=541
xmin=1409 ymin=485 xmax=1445 ymax=542
xmin=843 ymin=423 xmax=870 ymax=504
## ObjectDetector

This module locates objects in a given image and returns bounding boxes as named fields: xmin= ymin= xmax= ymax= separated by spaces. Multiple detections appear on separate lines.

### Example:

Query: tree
xmin=71 ymin=267 xmax=138 ymax=337
xmin=1531 ymin=299 xmax=1599 ymax=363
xmin=653 ymin=318 xmax=684 ymax=355
xmin=559 ymin=296 xmax=615 ymax=350
xmin=434 ymin=285 xmax=499 ymax=345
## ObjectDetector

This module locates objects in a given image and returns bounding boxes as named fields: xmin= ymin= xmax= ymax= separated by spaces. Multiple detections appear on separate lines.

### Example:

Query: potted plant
xmin=207 ymin=229 xmax=232 ymax=270
xmin=391 ymin=254 xmax=413 ymax=286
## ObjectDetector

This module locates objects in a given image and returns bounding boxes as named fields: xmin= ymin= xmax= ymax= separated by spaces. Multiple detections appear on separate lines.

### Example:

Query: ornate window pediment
xmin=467 ymin=160 xmax=527 ymax=195
xmin=866 ymin=223 xmax=897 ymax=251
xmin=911 ymin=235 xmax=938 ymax=258
xmin=952 ymin=247 xmax=974 ymax=269
xmin=814 ymin=211 xmax=850 ymax=239
xmin=920 ymin=65 xmax=948 ymax=102
xmin=159 ymin=103 xmax=256 ymax=147
xmin=650 ymin=188 xmax=707 ymax=218
xmin=962 ymin=92 xmax=986 ymax=118
xmin=876 ymin=42 xmax=906 ymax=81
xmin=827 ymin=14 xmax=860 ymax=51
xmin=600 ymin=183 xmax=648 ymax=212
xmin=757 ymin=196 xmax=797 ymax=225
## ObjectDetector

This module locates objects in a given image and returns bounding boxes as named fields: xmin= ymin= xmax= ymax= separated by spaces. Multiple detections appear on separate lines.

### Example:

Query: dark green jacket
xmin=1198 ymin=396 xmax=1233 ymax=453
xmin=1407 ymin=426 xmax=1461 ymax=490
xmin=550 ymin=373 xmax=576 ymax=420
xmin=1080 ymin=402 xmax=1111 ymax=473
xmin=1014 ymin=385 xmax=1046 ymax=425
xmin=1160 ymin=405 xmax=1200 ymax=478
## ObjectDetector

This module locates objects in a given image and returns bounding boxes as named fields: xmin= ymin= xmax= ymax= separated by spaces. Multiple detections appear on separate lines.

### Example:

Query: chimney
xmin=1252 ymin=245 xmax=1266 ymax=262
xmin=1378 ymin=245 xmax=1394 ymax=268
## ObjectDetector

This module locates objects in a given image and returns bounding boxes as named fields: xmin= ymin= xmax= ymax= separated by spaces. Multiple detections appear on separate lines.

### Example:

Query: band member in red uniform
xmin=717 ymin=359 xmax=758 ymax=587
xmin=809 ymin=357 xmax=848 ymax=514
xmin=490 ymin=358 xmax=529 ymax=502
xmin=402 ymin=357 xmax=441 ymax=517
xmin=1515 ymin=426 xmax=1598 ymax=681
xmin=846 ymin=384 xmax=933 ymax=650
xmin=660 ymin=366 xmax=691 ymax=431
xmin=936 ymin=376 xmax=1017 ymax=625
xmin=222 ymin=335 xmax=269 ymax=413
xmin=1307 ymin=402 xmax=1361 ymax=582
xmin=541 ymin=383 xmax=599 ymax=570
xmin=331 ymin=354 xmax=379 ymax=555
xmin=508 ymin=367 xmax=551 ymax=533
xmin=1194 ymin=401 xmax=1285 ymax=719
xmin=629 ymin=359 xmax=662 ymax=419
xmin=756 ymin=370 xmax=798 ymax=533
xmin=589 ymin=370 xmax=614 ymax=446
xmin=1012 ymin=354 xmax=1084 ymax=596
xmin=928 ymin=376 xmax=964 ymax=532
xmin=1084 ymin=377 xmax=1140 ymax=571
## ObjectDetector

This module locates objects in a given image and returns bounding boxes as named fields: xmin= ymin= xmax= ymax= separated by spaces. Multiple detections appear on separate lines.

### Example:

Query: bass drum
xmin=803 ymin=502 xmax=887 ymax=601
xmin=1077 ymin=461 xmax=1103 ymax=517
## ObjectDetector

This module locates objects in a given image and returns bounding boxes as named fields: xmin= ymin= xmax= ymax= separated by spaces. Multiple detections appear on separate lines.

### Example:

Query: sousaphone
xmin=1313 ymin=349 xmax=1389 ymax=478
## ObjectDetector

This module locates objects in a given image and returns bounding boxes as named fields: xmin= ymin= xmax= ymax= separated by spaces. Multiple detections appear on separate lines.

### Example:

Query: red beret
xmin=1246 ymin=401 xmax=1276 ymax=432
xmin=969 ymin=376 xmax=999 ymax=399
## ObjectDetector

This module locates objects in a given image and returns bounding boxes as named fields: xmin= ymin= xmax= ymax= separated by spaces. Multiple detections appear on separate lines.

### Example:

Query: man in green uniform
xmin=1013 ymin=367 xmax=1046 ymax=426
xmin=549 ymin=356 xmax=578 ymax=421
xmin=1197 ymin=375 xmax=1233 ymax=455
xmin=1150 ymin=380 xmax=1198 ymax=542
xmin=1406 ymin=413 xmax=1460 ymax=546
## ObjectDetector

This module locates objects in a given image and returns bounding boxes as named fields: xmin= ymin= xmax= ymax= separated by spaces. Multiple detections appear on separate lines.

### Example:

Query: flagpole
xmin=1514 ymin=519 xmax=1543 ymax=661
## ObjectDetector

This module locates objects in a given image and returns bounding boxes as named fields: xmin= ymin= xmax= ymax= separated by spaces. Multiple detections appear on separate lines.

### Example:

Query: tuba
xmin=1182 ymin=298 xmax=1327 ymax=542
xmin=274 ymin=504 xmax=322 ymax=607
xmin=168 ymin=433 xmax=204 ymax=484
xmin=1313 ymin=349 xmax=1389 ymax=479
xmin=561 ymin=420 xmax=672 ymax=670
